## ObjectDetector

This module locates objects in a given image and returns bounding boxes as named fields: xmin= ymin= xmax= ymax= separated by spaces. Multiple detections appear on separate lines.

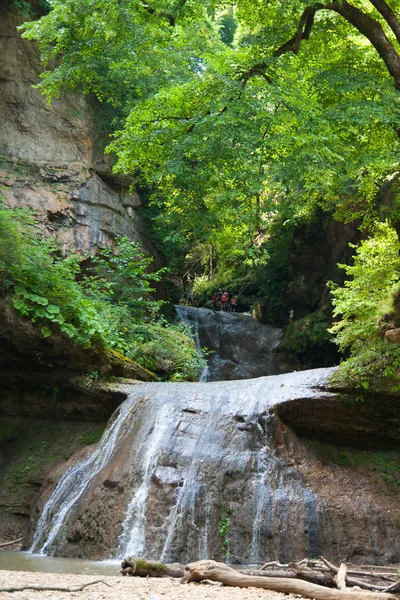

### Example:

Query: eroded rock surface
xmin=28 ymin=369 xmax=400 ymax=564
xmin=175 ymin=306 xmax=297 ymax=380
xmin=0 ymin=8 xmax=156 ymax=258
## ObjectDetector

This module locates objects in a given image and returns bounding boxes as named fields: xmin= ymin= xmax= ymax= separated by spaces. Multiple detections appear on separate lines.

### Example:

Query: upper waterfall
xmin=175 ymin=306 xmax=286 ymax=381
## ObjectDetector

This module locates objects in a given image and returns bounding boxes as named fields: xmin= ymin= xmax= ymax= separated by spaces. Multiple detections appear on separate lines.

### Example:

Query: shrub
xmin=0 ymin=205 xmax=204 ymax=380
xmin=329 ymin=222 xmax=400 ymax=388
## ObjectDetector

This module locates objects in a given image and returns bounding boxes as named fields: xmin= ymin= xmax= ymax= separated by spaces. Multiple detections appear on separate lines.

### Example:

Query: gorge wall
xmin=0 ymin=7 xmax=156 ymax=257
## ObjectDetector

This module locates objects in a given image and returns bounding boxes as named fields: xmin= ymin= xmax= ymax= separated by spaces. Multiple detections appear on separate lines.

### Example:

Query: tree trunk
xmin=272 ymin=0 xmax=400 ymax=88
xmin=329 ymin=0 xmax=400 ymax=89
xmin=181 ymin=560 xmax=397 ymax=600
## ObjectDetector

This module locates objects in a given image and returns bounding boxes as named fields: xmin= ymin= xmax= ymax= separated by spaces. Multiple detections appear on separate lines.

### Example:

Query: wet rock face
xmin=29 ymin=370 xmax=400 ymax=564
xmin=0 ymin=10 xmax=157 ymax=258
xmin=175 ymin=306 xmax=297 ymax=381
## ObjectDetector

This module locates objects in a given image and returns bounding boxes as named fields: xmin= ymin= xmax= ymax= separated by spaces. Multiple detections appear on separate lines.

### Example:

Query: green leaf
xmin=41 ymin=326 xmax=52 ymax=338
xmin=46 ymin=304 xmax=60 ymax=313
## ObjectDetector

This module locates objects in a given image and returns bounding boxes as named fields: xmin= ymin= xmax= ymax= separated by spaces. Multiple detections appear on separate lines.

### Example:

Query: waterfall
xmin=29 ymin=369 xmax=342 ymax=562
xmin=30 ymin=395 xmax=138 ymax=555
xmin=175 ymin=305 xmax=209 ymax=381
xmin=174 ymin=305 xmax=283 ymax=382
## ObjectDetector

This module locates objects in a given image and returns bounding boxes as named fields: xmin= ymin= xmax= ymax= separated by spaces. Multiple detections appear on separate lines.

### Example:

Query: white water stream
xmin=30 ymin=395 xmax=137 ymax=554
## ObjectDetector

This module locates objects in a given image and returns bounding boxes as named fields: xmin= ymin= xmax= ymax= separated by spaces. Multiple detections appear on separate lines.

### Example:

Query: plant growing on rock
xmin=219 ymin=506 xmax=233 ymax=561
xmin=0 ymin=204 xmax=204 ymax=380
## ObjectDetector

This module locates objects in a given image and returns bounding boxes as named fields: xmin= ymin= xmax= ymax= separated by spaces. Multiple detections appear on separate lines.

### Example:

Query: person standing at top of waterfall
xmin=289 ymin=308 xmax=295 ymax=323
xmin=221 ymin=292 xmax=227 ymax=311
xmin=183 ymin=290 xmax=189 ymax=305
xmin=192 ymin=292 xmax=199 ymax=307
xmin=230 ymin=297 xmax=237 ymax=312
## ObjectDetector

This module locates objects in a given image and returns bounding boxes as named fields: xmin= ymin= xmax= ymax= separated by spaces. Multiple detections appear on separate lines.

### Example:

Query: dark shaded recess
xmin=281 ymin=341 xmax=342 ymax=371
xmin=277 ymin=391 xmax=400 ymax=449
xmin=0 ymin=302 xmax=132 ymax=422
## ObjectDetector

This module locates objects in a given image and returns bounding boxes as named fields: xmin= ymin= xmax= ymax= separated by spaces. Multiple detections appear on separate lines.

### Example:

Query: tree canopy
xmin=21 ymin=0 xmax=400 ymax=268
xmin=20 ymin=0 xmax=400 ymax=381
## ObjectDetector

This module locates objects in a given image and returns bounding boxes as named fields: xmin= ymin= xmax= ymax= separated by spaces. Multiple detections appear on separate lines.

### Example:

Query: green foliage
xmin=16 ymin=0 xmax=400 ymax=376
xmin=7 ymin=0 xmax=50 ymax=17
xmin=218 ymin=506 xmax=232 ymax=560
xmin=78 ymin=428 xmax=104 ymax=446
xmin=329 ymin=222 xmax=400 ymax=386
xmin=0 ymin=419 xmax=105 ymax=497
xmin=302 ymin=439 xmax=400 ymax=490
xmin=0 ymin=205 xmax=204 ymax=380
xmin=280 ymin=311 xmax=332 ymax=354
xmin=192 ymin=270 xmax=260 ymax=310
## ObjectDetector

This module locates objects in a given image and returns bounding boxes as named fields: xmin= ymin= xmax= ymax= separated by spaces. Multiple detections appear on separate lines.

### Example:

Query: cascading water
xmin=175 ymin=305 xmax=284 ymax=382
xmin=29 ymin=368 xmax=343 ymax=562
xmin=175 ymin=305 xmax=209 ymax=381
xmin=30 ymin=394 xmax=138 ymax=555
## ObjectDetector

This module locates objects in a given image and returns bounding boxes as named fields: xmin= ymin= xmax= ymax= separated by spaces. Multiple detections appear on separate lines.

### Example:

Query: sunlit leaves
xmin=329 ymin=222 xmax=400 ymax=351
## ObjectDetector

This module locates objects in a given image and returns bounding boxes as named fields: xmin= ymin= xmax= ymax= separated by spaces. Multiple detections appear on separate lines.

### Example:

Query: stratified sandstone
xmin=0 ymin=7 xmax=156 ymax=258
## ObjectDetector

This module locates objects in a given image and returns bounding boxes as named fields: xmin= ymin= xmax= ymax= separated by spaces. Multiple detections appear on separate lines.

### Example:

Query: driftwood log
xmin=0 ymin=536 xmax=24 ymax=549
xmin=180 ymin=560 xmax=397 ymax=600
xmin=319 ymin=556 xmax=396 ymax=592
xmin=121 ymin=557 xmax=184 ymax=578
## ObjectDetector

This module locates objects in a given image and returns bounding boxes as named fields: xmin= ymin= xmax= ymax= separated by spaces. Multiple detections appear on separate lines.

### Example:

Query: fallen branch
xmin=343 ymin=571 xmax=397 ymax=581
xmin=0 ymin=537 xmax=24 ymax=548
xmin=296 ymin=560 xmax=397 ymax=582
xmin=181 ymin=560 xmax=397 ymax=600
xmin=242 ymin=569 xmax=297 ymax=578
xmin=336 ymin=562 xmax=347 ymax=591
xmin=320 ymin=556 xmax=391 ymax=592
xmin=0 ymin=580 xmax=111 ymax=593
xmin=347 ymin=563 xmax=399 ymax=572
xmin=260 ymin=560 xmax=290 ymax=570
xmin=289 ymin=563 xmax=334 ymax=587
xmin=382 ymin=581 xmax=400 ymax=593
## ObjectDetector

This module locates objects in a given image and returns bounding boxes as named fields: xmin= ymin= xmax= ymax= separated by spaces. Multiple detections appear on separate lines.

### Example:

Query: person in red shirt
xmin=220 ymin=293 xmax=227 ymax=311
xmin=230 ymin=297 xmax=237 ymax=312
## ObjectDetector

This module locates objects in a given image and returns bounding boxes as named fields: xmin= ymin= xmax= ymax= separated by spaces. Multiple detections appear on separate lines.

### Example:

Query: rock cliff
xmin=0 ymin=6 xmax=163 ymax=546
xmin=0 ymin=7 xmax=156 ymax=257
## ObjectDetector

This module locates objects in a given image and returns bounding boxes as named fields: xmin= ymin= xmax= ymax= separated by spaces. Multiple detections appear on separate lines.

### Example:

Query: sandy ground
xmin=0 ymin=570 xmax=306 ymax=600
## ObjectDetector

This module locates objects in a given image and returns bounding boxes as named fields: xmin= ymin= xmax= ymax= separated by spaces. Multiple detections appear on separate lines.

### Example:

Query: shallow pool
xmin=0 ymin=550 xmax=121 ymax=576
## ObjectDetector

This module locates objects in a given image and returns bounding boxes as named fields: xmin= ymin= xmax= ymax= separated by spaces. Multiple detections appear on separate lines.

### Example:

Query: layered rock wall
xmin=0 ymin=8 xmax=155 ymax=257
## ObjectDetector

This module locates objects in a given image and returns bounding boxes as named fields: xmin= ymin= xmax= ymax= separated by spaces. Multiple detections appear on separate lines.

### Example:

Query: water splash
xmin=175 ymin=305 xmax=209 ymax=381
xmin=117 ymin=402 xmax=174 ymax=557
